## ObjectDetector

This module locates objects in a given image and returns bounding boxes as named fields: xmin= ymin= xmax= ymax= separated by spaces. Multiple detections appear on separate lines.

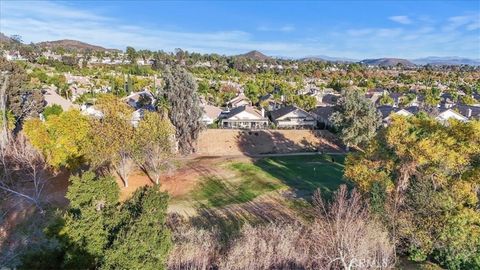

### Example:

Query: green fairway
xmin=254 ymin=154 xmax=348 ymax=198
xmin=189 ymin=154 xmax=347 ymax=209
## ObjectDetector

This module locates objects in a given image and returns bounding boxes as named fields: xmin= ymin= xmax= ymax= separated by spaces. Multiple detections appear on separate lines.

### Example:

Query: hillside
xmin=360 ymin=58 xmax=415 ymax=67
xmin=238 ymin=50 xmax=271 ymax=61
xmin=412 ymin=56 xmax=480 ymax=66
xmin=301 ymin=55 xmax=357 ymax=63
xmin=36 ymin=39 xmax=120 ymax=52
xmin=0 ymin=33 xmax=12 ymax=43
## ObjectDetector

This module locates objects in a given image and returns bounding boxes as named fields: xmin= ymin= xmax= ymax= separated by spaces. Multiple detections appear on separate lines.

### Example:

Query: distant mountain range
xmin=1 ymin=34 xmax=479 ymax=66
xmin=35 ymin=39 xmax=120 ymax=52
xmin=300 ymin=55 xmax=359 ymax=63
xmin=359 ymin=58 xmax=416 ymax=67
xmin=411 ymin=56 xmax=480 ymax=66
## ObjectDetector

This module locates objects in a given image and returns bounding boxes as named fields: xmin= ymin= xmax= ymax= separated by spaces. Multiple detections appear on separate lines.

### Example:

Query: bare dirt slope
xmin=196 ymin=129 xmax=343 ymax=156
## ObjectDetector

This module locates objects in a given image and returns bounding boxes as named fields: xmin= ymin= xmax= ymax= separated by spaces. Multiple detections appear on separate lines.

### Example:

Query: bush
xmin=42 ymin=104 xmax=63 ymax=120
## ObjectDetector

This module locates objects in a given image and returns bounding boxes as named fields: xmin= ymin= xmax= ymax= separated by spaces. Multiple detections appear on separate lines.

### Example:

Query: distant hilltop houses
xmin=1 ymin=36 xmax=479 ymax=131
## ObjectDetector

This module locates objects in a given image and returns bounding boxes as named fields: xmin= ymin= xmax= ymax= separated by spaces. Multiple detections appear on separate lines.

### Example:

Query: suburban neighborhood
xmin=1 ymin=1 xmax=479 ymax=269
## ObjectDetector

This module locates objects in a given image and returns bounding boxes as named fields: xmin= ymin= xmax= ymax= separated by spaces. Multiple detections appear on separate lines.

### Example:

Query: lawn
xmin=254 ymin=154 xmax=348 ymax=198
xmin=188 ymin=154 xmax=348 ymax=209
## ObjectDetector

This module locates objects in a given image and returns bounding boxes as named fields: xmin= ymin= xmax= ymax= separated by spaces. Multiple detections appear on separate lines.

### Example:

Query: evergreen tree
xmin=102 ymin=185 xmax=172 ymax=269
xmin=329 ymin=89 xmax=382 ymax=149
xmin=0 ymin=57 xmax=43 ymax=126
xmin=161 ymin=65 xmax=203 ymax=154
xmin=60 ymin=171 xmax=120 ymax=269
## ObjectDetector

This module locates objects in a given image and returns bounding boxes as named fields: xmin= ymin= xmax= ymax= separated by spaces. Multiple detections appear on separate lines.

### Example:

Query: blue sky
xmin=1 ymin=1 xmax=479 ymax=59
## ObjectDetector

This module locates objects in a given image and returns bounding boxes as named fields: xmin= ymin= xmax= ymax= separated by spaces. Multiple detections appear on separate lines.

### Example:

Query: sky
xmin=1 ymin=0 xmax=479 ymax=59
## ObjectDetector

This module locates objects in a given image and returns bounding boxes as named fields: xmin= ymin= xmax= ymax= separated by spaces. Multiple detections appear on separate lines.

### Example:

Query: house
xmin=226 ymin=92 xmax=251 ymax=108
xmin=220 ymin=105 xmax=268 ymax=129
xmin=318 ymin=93 xmax=340 ymax=107
xmin=378 ymin=105 xmax=416 ymax=125
xmin=365 ymin=89 xmax=386 ymax=104
xmin=80 ymin=103 xmax=103 ymax=118
xmin=201 ymin=104 xmax=223 ymax=126
xmin=389 ymin=92 xmax=403 ymax=107
xmin=435 ymin=108 xmax=468 ymax=123
xmin=440 ymin=92 xmax=457 ymax=109
xmin=258 ymin=93 xmax=283 ymax=111
xmin=312 ymin=106 xmax=335 ymax=129
xmin=43 ymin=87 xmax=78 ymax=111
xmin=123 ymin=90 xmax=155 ymax=110
xmin=269 ymin=105 xmax=316 ymax=129
xmin=452 ymin=105 xmax=480 ymax=120
xmin=4 ymin=51 xmax=26 ymax=61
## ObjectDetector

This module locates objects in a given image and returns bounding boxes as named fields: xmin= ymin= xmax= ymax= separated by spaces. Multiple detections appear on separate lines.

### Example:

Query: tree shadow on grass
xmin=252 ymin=154 xmax=351 ymax=200
xmin=233 ymin=129 xmax=351 ymax=200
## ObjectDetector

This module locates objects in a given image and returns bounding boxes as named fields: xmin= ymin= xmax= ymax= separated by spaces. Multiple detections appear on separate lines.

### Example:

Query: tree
xmin=329 ymin=90 xmax=382 ymax=149
xmin=344 ymin=115 xmax=480 ymax=269
xmin=161 ymin=65 xmax=203 ymax=154
xmin=42 ymin=104 xmax=63 ymax=120
xmin=0 ymin=57 xmax=44 ymax=126
xmin=23 ymin=110 xmax=90 ymax=169
xmin=0 ymin=135 xmax=48 ymax=212
xmin=84 ymin=94 xmax=135 ymax=187
xmin=244 ymin=81 xmax=260 ymax=104
xmin=126 ymin=46 xmax=137 ymax=63
xmin=60 ymin=171 xmax=120 ymax=269
xmin=424 ymin=87 xmax=441 ymax=107
xmin=311 ymin=185 xmax=395 ymax=269
xmin=133 ymin=111 xmax=174 ymax=185
xmin=378 ymin=93 xmax=394 ymax=105
xmin=20 ymin=174 xmax=171 ymax=269
xmin=102 ymin=185 xmax=172 ymax=269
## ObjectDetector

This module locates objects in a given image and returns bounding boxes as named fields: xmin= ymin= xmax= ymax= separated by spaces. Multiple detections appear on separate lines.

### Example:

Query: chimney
xmin=467 ymin=108 xmax=472 ymax=118
xmin=261 ymin=107 xmax=265 ymax=118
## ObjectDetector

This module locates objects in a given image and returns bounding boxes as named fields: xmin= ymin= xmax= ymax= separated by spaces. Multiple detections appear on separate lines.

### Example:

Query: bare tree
xmin=0 ymin=135 xmax=48 ymax=213
xmin=133 ymin=111 xmax=174 ymax=185
xmin=137 ymin=144 xmax=173 ymax=185
xmin=114 ymin=149 xmax=134 ymax=188
xmin=0 ymin=73 xmax=10 ymax=149
xmin=311 ymin=185 xmax=395 ymax=270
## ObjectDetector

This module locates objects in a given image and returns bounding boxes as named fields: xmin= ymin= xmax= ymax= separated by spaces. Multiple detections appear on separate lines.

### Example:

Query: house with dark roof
xmin=377 ymin=105 xmax=416 ymax=126
xmin=449 ymin=105 xmax=480 ymax=120
xmin=220 ymin=105 xmax=269 ymax=129
xmin=435 ymin=107 xmax=468 ymax=123
xmin=258 ymin=93 xmax=283 ymax=111
xmin=311 ymin=106 xmax=335 ymax=129
xmin=123 ymin=90 xmax=155 ymax=110
xmin=269 ymin=105 xmax=316 ymax=129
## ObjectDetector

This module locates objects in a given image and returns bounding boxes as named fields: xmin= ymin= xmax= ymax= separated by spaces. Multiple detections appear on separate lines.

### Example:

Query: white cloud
xmin=257 ymin=25 xmax=295 ymax=32
xmin=0 ymin=1 xmax=478 ymax=59
xmin=389 ymin=15 xmax=412 ymax=25
xmin=443 ymin=14 xmax=480 ymax=31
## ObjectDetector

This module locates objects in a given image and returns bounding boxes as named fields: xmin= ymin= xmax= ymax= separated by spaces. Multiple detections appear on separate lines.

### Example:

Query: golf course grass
xmin=190 ymin=154 xmax=348 ymax=208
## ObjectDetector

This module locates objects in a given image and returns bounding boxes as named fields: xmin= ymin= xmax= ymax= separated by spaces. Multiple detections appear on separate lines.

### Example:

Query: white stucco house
xmin=220 ymin=105 xmax=268 ymax=129
xmin=269 ymin=105 xmax=316 ymax=129
xmin=436 ymin=108 xmax=468 ymax=123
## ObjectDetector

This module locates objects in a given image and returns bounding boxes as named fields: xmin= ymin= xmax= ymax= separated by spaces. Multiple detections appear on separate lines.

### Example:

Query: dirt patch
xmin=196 ymin=129 xmax=344 ymax=156
xmin=117 ymin=156 xmax=247 ymax=201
